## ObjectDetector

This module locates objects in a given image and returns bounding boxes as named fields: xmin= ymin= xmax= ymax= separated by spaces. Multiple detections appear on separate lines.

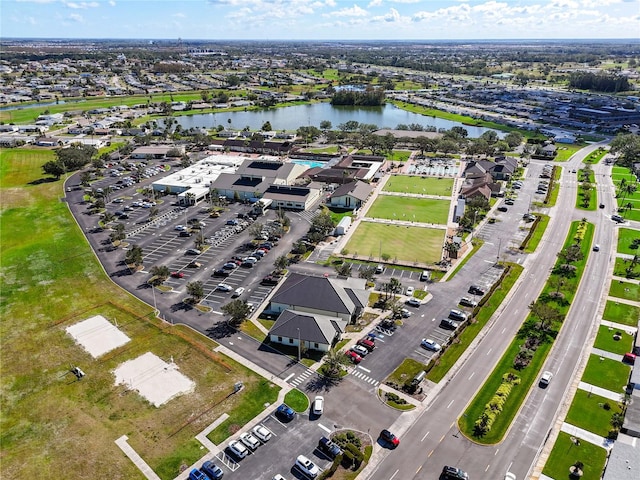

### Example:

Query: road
xmin=365 ymin=142 xmax=615 ymax=480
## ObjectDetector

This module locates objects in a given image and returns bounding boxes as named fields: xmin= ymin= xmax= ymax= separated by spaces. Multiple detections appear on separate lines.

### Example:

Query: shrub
xmin=474 ymin=373 xmax=520 ymax=436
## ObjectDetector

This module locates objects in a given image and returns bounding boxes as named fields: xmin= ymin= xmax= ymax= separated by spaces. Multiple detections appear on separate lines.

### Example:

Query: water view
xmin=166 ymin=103 xmax=503 ymax=138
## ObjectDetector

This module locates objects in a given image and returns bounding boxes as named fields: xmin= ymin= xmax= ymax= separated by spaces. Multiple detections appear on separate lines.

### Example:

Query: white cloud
xmin=68 ymin=13 xmax=84 ymax=22
xmin=15 ymin=0 xmax=56 ymax=3
xmin=325 ymin=4 xmax=368 ymax=17
xmin=64 ymin=1 xmax=99 ymax=8
xmin=173 ymin=12 xmax=186 ymax=18
xmin=368 ymin=0 xmax=382 ymax=6
xmin=371 ymin=7 xmax=404 ymax=22
xmin=108 ymin=0 xmax=116 ymax=5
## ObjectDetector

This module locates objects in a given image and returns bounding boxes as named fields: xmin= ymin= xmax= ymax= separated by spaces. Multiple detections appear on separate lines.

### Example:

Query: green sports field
xmin=344 ymin=221 xmax=445 ymax=264
xmin=383 ymin=175 xmax=454 ymax=196
xmin=367 ymin=195 xmax=451 ymax=224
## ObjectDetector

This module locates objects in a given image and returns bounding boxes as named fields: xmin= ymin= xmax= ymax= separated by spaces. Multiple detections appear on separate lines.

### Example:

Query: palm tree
xmin=322 ymin=350 xmax=348 ymax=378
xmin=610 ymin=412 xmax=624 ymax=430
xmin=149 ymin=265 xmax=170 ymax=286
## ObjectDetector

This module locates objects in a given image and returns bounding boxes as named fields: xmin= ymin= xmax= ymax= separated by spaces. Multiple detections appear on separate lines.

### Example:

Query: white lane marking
xmin=358 ymin=366 xmax=371 ymax=373
xmin=486 ymin=348 xmax=493 ymax=355
xmin=447 ymin=399 xmax=455 ymax=409
xmin=283 ymin=373 xmax=295 ymax=382
xmin=389 ymin=469 xmax=399 ymax=480
xmin=421 ymin=431 xmax=430 ymax=442
xmin=469 ymin=372 xmax=475 ymax=380
xmin=318 ymin=423 xmax=331 ymax=433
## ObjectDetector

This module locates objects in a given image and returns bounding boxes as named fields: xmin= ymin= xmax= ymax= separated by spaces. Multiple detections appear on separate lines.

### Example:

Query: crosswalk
xmin=289 ymin=368 xmax=315 ymax=388
xmin=350 ymin=367 xmax=380 ymax=387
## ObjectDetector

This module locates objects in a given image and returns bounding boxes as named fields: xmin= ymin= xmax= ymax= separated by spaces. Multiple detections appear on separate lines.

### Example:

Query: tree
xmin=359 ymin=266 xmax=376 ymax=282
xmin=610 ymin=133 xmax=640 ymax=168
xmin=110 ymin=223 xmax=126 ymax=243
xmin=335 ymin=262 xmax=352 ymax=277
xmin=80 ymin=171 xmax=92 ymax=186
xmin=149 ymin=265 xmax=170 ymax=286
xmin=443 ymin=240 xmax=461 ymax=259
xmin=558 ymin=244 xmax=584 ymax=263
xmin=221 ymin=299 xmax=252 ymax=327
xmin=322 ymin=349 xmax=349 ymax=378
xmin=529 ymin=300 xmax=562 ymax=331
xmin=125 ymin=244 xmax=144 ymax=268
xmin=148 ymin=206 xmax=159 ymax=220
xmin=610 ymin=412 xmax=624 ymax=430
xmin=504 ymin=131 xmax=524 ymax=148
xmin=274 ymin=255 xmax=289 ymax=272
xmin=186 ymin=281 xmax=204 ymax=303
xmin=42 ymin=160 xmax=66 ymax=179
xmin=311 ymin=211 xmax=336 ymax=236
xmin=261 ymin=121 xmax=272 ymax=131
xmin=249 ymin=221 xmax=265 ymax=238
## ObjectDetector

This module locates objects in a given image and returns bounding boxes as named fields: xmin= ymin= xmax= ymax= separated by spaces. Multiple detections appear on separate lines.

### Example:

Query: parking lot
xmin=212 ymin=411 xmax=336 ymax=480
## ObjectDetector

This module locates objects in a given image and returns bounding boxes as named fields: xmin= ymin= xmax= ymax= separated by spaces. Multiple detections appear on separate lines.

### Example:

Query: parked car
xmin=399 ymin=308 xmax=411 ymax=318
xmin=179 ymin=231 xmax=192 ymax=237
xmin=351 ymin=345 xmax=369 ymax=357
xmin=380 ymin=429 xmax=400 ymax=447
xmin=223 ymin=262 xmax=238 ymax=270
xmin=406 ymin=286 xmax=415 ymax=296
xmin=357 ymin=338 xmax=375 ymax=352
xmin=227 ymin=440 xmax=248 ymax=459
xmin=504 ymin=199 xmax=514 ymax=205
xmin=497 ymin=206 xmax=508 ymax=212
xmin=239 ymin=432 xmax=260 ymax=451
xmin=468 ymin=285 xmax=485 ymax=296
xmin=175 ymin=225 xmax=186 ymax=231
xmin=261 ymin=276 xmax=281 ymax=286
xmin=170 ymin=271 xmax=184 ymax=278
xmin=449 ymin=309 xmax=469 ymax=321
xmin=539 ymin=370 xmax=553 ymax=387
xmin=216 ymin=283 xmax=233 ymax=292
xmin=442 ymin=465 xmax=469 ymax=479
xmin=375 ymin=264 xmax=384 ymax=274
xmin=201 ymin=461 xmax=224 ymax=480
xmin=252 ymin=424 xmax=272 ymax=442
xmin=312 ymin=395 xmax=324 ymax=416
xmin=295 ymin=455 xmax=320 ymax=478
xmin=318 ymin=436 xmax=342 ymax=459
xmin=421 ymin=338 xmax=441 ymax=351
xmin=439 ymin=319 xmax=459 ymax=330
xmin=187 ymin=261 xmax=201 ymax=268
xmin=186 ymin=248 xmax=201 ymax=255
xmin=213 ymin=269 xmax=229 ymax=277
xmin=275 ymin=403 xmax=295 ymax=421
xmin=232 ymin=287 xmax=245 ymax=298
xmin=345 ymin=350 xmax=362 ymax=364
xmin=188 ymin=468 xmax=208 ymax=480
xmin=459 ymin=297 xmax=478 ymax=308
xmin=406 ymin=297 xmax=421 ymax=307
xmin=273 ymin=475 xmax=286 ymax=480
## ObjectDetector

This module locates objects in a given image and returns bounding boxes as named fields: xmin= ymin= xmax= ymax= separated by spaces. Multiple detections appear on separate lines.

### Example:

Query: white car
xmin=239 ymin=431 xmax=260 ymax=450
xmin=351 ymin=345 xmax=369 ymax=357
xmin=228 ymin=439 xmax=248 ymax=459
xmin=505 ymin=473 xmax=517 ymax=480
xmin=232 ymin=287 xmax=245 ymax=298
xmin=174 ymin=225 xmax=186 ymax=231
xmin=421 ymin=338 xmax=441 ymax=352
xmin=273 ymin=475 xmax=287 ymax=480
xmin=540 ymin=371 xmax=553 ymax=387
xmin=295 ymin=454 xmax=320 ymax=478
xmin=216 ymin=283 xmax=233 ymax=292
xmin=312 ymin=395 xmax=324 ymax=416
xmin=252 ymin=424 xmax=272 ymax=442
xmin=406 ymin=286 xmax=415 ymax=296
xmin=406 ymin=297 xmax=421 ymax=307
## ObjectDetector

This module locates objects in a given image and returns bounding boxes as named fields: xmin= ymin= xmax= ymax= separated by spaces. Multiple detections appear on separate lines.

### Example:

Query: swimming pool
xmin=291 ymin=160 xmax=327 ymax=169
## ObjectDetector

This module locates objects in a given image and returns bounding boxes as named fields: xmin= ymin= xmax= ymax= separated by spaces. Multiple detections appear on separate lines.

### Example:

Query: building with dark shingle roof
xmin=328 ymin=180 xmax=373 ymax=210
xmin=268 ymin=310 xmax=347 ymax=352
xmin=269 ymin=272 xmax=369 ymax=323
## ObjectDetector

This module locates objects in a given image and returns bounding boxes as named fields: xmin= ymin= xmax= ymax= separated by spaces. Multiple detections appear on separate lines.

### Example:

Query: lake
xmin=165 ymin=103 xmax=503 ymax=138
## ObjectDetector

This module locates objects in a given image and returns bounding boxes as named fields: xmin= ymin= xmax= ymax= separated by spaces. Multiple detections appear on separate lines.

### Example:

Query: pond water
xmin=166 ymin=103 xmax=503 ymax=138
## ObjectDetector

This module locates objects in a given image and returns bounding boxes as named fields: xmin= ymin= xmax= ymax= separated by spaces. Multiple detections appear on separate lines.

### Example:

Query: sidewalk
xmin=115 ymin=435 xmax=162 ymax=480
xmin=591 ymin=347 xmax=624 ymax=362
xmin=560 ymin=422 xmax=614 ymax=450
xmin=578 ymin=381 xmax=624 ymax=403
xmin=600 ymin=319 xmax=637 ymax=333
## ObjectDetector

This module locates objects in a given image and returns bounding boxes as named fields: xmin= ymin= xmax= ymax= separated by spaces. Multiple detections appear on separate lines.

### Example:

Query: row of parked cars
xmin=344 ymin=334 xmax=376 ymax=364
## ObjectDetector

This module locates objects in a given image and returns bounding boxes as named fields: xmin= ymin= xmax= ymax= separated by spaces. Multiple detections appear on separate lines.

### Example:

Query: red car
xmin=345 ymin=350 xmax=362 ymax=364
xmin=171 ymin=271 xmax=184 ymax=278
xmin=380 ymin=429 xmax=400 ymax=447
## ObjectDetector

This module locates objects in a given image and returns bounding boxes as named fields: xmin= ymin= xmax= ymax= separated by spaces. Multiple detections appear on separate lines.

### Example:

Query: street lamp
xmin=297 ymin=328 xmax=301 ymax=362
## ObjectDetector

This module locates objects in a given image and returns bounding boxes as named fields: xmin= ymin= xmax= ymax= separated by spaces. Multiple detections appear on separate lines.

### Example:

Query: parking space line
xmin=318 ymin=423 xmax=331 ymax=433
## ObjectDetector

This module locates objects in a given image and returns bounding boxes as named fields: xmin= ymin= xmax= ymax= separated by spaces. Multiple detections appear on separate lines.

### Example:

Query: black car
xmin=441 ymin=465 xmax=469 ymax=479
xmin=439 ymin=319 xmax=459 ymax=330
xmin=318 ymin=437 xmax=342 ymax=459
xmin=261 ymin=276 xmax=280 ymax=286
xmin=276 ymin=403 xmax=295 ymax=421
xmin=212 ymin=269 xmax=230 ymax=277
xmin=497 ymin=206 xmax=508 ymax=212
xmin=179 ymin=231 xmax=192 ymax=237
xmin=201 ymin=461 xmax=224 ymax=480
xmin=468 ymin=285 xmax=485 ymax=296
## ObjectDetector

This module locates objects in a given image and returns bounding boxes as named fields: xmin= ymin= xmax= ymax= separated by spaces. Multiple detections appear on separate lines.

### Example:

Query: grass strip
xmin=428 ymin=263 xmax=523 ymax=382
xmin=445 ymin=238 xmax=484 ymax=281
xmin=523 ymin=214 xmax=550 ymax=253
xmin=459 ymin=221 xmax=594 ymax=443
xmin=602 ymin=300 xmax=640 ymax=327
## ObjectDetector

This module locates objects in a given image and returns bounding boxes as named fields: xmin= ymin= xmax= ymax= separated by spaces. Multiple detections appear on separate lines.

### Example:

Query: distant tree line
xmin=330 ymin=89 xmax=385 ymax=106
xmin=568 ymin=71 xmax=629 ymax=92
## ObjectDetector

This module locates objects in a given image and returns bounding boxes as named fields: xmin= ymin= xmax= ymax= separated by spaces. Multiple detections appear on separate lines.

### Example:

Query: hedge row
xmin=474 ymin=373 xmax=521 ymax=436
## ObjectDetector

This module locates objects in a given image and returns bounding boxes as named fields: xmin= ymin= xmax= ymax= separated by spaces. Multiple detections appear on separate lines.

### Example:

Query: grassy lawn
xmin=602 ymin=300 xmax=640 ymax=327
xmin=284 ymin=388 xmax=310 ymax=412
xmin=608 ymin=280 xmax=639 ymax=301
xmin=616 ymin=228 xmax=640 ymax=255
xmin=343 ymin=221 xmax=445 ymax=264
xmin=554 ymin=144 xmax=584 ymax=162
xmin=385 ymin=358 xmax=428 ymax=386
xmin=387 ymin=150 xmax=412 ymax=162
xmin=594 ymin=325 xmax=635 ymax=355
xmin=367 ymin=195 xmax=451 ymax=224
xmin=459 ymin=221 xmax=593 ymax=443
xmin=206 ymin=379 xmax=281 ymax=445
xmin=0 ymin=147 xmax=282 ymax=480
xmin=583 ymin=148 xmax=607 ymax=164
xmin=239 ymin=320 xmax=267 ymax=342
xmin=429 ymin=264 xmax=523 ymax=383
xmin=383 ymin=175 xmax=454 ymax=196
xmin=542 ymin=432 xmax=607 ymax=480
xmin=614 ymin=256 xmax=640 ymax=279
xmin=325 ymin=206 xmax=353 ymax=225
xmin=581 ymin=355 xmax=631 ymax=393
xmin=523 ymin=214 xmax=550 ymax=253
xmin=565 ymin=390 xmax=623 ymax=437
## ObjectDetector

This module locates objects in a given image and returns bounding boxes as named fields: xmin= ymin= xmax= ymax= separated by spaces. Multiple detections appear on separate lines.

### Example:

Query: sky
xmin=1 ymin=0 xmax=639 ymax=41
